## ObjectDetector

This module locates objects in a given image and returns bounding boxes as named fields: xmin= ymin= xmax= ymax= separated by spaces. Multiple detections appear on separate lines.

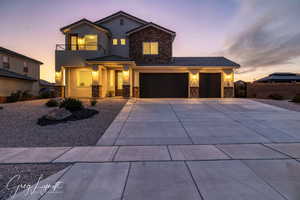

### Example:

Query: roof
xmin=94 ymin=11 xmax=148 ymax=25
xmin=86 ymin=55 xmax=132 ymax=62
xmin=0 ymin=68 xmax=37 ymax=81
xmin=256 ymin=73 xmax=300 ymax=82
xmin=0 ymin=47 xmax=43 ymax=64
xmin=126 ymin=22 xmax=176 ymax=36
xmin=138 ymin=57 xmax=240 ymax=67
xmin=60 ymin=18 xmax=110 ymax=34
xmin=39 ymin=79 xmax=55 ymax=86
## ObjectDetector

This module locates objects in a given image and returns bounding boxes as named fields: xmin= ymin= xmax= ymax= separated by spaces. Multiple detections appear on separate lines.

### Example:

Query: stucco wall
xmin=98 ymin=16 xmax=143 ymax=57
xmin=56 ymin=24 xmax=109 ymax=71
xmin=247 ymin=82 xmax=300 ymax=99
xmin=66 ymin=67 xmax=92 ymax=98
xmin=0 ymin=53 xmax=40 ymax=80
xmin=0 ymin=77 xmax=38 ymax=97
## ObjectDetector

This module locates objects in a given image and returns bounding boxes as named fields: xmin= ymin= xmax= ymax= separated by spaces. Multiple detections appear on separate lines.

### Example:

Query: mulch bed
xmin=0 ymin=99 xmax=127 ymax=147
xmin=37 ymin=108 xmax=99 ymax=126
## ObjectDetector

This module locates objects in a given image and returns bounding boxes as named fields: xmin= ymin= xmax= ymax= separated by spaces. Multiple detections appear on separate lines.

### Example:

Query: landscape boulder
xmin=45 ymin=108 xmax=72 ymax=121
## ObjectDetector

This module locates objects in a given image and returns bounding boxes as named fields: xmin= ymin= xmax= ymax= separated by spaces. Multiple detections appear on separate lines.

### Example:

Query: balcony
xmin=55 ymin=44 xmax=107 ymax=69
xmin=56 ymin=44 xmax=106 ymax=53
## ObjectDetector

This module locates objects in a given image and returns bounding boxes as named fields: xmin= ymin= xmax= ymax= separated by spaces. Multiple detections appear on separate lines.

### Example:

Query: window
xmin=143 ymin=42 xmax=159 ymax=55
xmin=70 ymin=34 xmax=98 ymax=50
xmin=113 ymin=39 xmax=118 ymax=45
xmin=23 ymin=62 xmax=28 ymax=73
xmin=84 ymin=35 xmax=97 ymax=50
xmin=77 ymin=71 xmax=92 ymax=87
xmin=120 ymin=19 xmax=124 ymax=26
xmin=2 ymin=55 xmax=9 ymax=69
xmin=120 ymin=39 xmax=126 ymax=45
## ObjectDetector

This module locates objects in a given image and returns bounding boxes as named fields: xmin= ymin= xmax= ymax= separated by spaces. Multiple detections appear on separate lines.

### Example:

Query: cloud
xmin=222 ymin=0 xmax=300 ymax=74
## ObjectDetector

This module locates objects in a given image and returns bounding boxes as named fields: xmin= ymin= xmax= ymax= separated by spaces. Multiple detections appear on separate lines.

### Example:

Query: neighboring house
xmin=55 ymin=11 xmax=240 ymax=98
xmin=255 ymin=73 xmax=300 ymax=83
xmin=0 ymin=47 xmax=43 ymax=102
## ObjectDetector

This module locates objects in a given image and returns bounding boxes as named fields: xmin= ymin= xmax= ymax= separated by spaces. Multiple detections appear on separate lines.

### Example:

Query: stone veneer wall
xmin=92 ymin=85 xmax=102 ymax=98
xmin=133 ymin=87 xmax=139 ymax=98
xmin=129 ymin=27 xmax=173 ymax=65
xmin=54 ymin=86 xmax=65 ymax=98
xmin=247 ymin=83 xmax=300 ymax=99
xmin=224 ymin=87 xmax=234 ymax=98
xmin=189 ymin=87 xmax=199 ymax=98
xmin=122 ymin=85 xmax=130 ymax=98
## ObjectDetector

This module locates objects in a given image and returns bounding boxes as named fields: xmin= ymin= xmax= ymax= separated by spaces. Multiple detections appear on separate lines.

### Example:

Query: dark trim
xmin=0 ymin=68 xmax=37 ymax=81
xmin=60 ymin=18 xmax=110 ymax=34
xmin=126 ymin=22 xmax=176 ymax=36
xmin=0 ymin=47 xmax=43 ymax=64
xmin=94 ymin=11 xmax=148 ymax=25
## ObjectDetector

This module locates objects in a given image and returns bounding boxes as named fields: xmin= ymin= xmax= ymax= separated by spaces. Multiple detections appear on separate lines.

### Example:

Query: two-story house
xmin=55 ymin=11 xmax=240 ymax=99
xmin=0 ymin=47 xmax=43 ymax=102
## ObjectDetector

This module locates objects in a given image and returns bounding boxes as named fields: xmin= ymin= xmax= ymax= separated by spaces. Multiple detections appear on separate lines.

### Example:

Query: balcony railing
xmin=56 ymin=44 xmax=106 ymax=53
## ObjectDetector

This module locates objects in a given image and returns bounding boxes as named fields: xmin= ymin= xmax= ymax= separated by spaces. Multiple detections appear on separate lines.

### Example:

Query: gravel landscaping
xmin=0 ymin=99 xmax=127 ymax=147
xmin=0 ymin=163 xmax=69 ymax=200
xmin=253 ymin=99 xmax=300 ymax=112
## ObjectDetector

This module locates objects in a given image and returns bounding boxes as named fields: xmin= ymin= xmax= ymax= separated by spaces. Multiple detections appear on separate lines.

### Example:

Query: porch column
xmin=122 ymin=65 xmax=130 ymax=98
xmin=189 ymin=70 xmax=199 ymax=98
xmin=55 ymin=69 xmax=65 ymax=97
xmin=133 ymin=71 xmax=139 ymax=98
xmin=91 ymin=65 xmax=101 ymax=98
xmin=223 ymin=69 xmax=234 ymax=98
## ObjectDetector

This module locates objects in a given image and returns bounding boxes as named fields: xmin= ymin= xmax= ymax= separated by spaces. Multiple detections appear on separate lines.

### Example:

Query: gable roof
xmin=0 ymin=47 xmax=43 ymax=64
xmin=0 ymin=68 xmax=37 ymax=81
xmin=126 ymin=22 xmax=176 ymax=36
xmin=94 ymin=11 xmax=148 ymax=25
xmin=60 ymin=18 xmax=110 ymax=34
xmin=138 ymin=57 xmax=240 ymax=67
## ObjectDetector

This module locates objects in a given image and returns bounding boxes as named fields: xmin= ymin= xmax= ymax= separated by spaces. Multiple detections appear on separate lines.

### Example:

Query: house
xmin=255 ymin=73 xmax=300 ymax=83
xmin=0 ymin=47 xmax=43 ymax=102
xmin=55 ymin=11 xmax=240 ymax=98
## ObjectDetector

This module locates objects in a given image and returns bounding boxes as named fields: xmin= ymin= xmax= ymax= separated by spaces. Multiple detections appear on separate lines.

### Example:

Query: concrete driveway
xmin=98 ymin=98 xmax=300 ymax=145
xmin=7 ymin=99 xmax=300 ymax=200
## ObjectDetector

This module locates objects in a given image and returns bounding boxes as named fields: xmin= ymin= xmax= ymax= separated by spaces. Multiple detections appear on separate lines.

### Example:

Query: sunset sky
xmin=0 ymin=0 xmax=299 ymax=82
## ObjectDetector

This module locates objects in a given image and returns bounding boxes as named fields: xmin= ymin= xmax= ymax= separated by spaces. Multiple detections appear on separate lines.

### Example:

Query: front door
xmin=115 ymin=70 xmax=123 ymax=96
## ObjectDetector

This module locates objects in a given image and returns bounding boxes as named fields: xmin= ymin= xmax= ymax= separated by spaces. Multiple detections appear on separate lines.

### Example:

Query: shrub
xmin=21 ymin=90 xmax=33 ymax=100
xmin=39 ymin=89 xmax=52 ymax=98
xmin=268 ymin=94 xmax=284 ymax=100
xmin=6 ymin=91 xmax=22 ymax=103
xmin=45 ymin=99 xmax=59 ymax=107
xmin=90 ymin=100 xmax=97 ymax=106
xmin=291 ymin=94 xmax=300 ymax=103
xmin=60 ymin=98 xmax=83 ymax=111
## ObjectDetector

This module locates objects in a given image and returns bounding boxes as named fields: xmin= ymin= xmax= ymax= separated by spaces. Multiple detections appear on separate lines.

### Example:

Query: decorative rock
xmin=45 ymin=108 xmax=72 ymax=121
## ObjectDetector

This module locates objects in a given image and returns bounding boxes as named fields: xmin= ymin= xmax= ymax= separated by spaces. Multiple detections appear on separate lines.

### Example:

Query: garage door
xmin=140 ymin=73 xmax=189 ymax=98
xmin=199 ymin=73 xmax=221 ymax=98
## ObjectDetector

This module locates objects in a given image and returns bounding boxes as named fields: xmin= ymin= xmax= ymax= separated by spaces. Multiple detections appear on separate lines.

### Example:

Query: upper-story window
xmin=2 ymin=55 xmax=9 ymax=69
xmin=120 ymin=39 xmax=126 ymax=45
xmin=143 ymin=42 xmax=159 ymax=55
xmin=23 ymin=61 xmax=28 ymax=73
xmin=69 ymin=34 xmax=98 ymax=50
xmin=113 ymin=39 xmax=118 ymax=45
xmin=120 ymin=19 xmax=124 ymax=26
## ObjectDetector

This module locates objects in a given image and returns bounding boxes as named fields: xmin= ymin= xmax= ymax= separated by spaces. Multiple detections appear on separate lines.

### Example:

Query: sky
xmin=0 ymin=0 xmax=299 ymax=82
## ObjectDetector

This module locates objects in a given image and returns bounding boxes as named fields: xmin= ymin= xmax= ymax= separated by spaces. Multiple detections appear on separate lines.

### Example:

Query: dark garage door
xmin=140 ymin=73 xmax=189 ymax=98
xmin=199 ymin=73 xmax=221 ymax=98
